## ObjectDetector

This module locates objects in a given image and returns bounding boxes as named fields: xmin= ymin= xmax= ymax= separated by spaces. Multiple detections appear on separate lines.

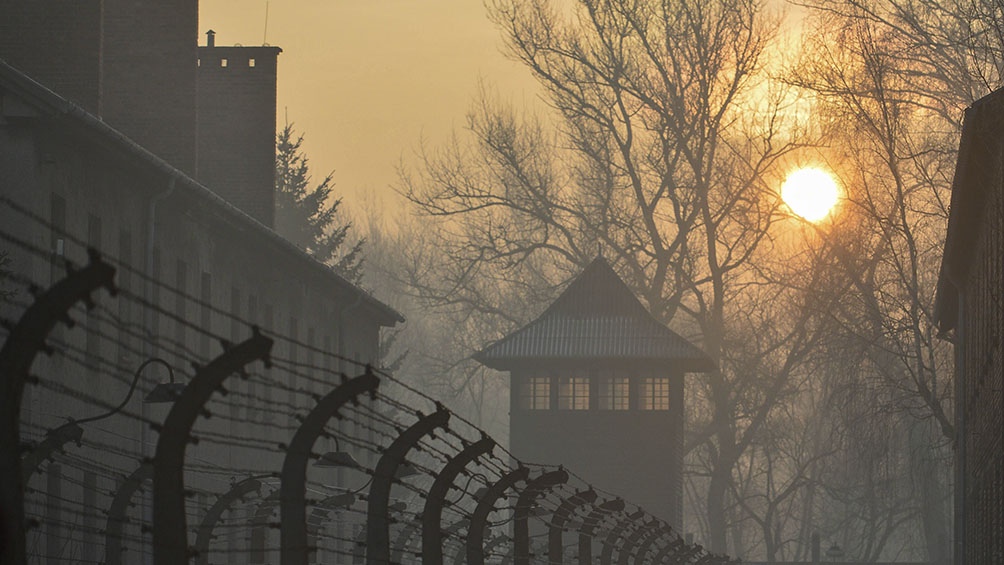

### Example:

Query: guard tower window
xmin=639 ymin=377 xmax=670 ymax=410
xmin=558 ymin=377 xmax=590 ymax=410
xmin=520 ymin=376 xmax=551 ymax=410
xmin=599 ymin=377 xmax=630 ymax=410
xmin=249 ymin=58 xmax=256 ymax=67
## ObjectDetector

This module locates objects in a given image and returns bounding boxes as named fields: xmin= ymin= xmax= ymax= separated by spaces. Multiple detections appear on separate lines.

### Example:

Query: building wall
xmin=196 ymin=45 xmax=280 ymax=227
xmin=101 ymin=0 xmax=198 ymax=175
xmin=509 ymin=362 xmax=685 ymax=527
xmin=0 ymin=0 xmax=103 ymax=113
xmin=956 ymin=171 xmax=1004 ymax=564
xmin=0 ymin=101 xmax=390 ymax=563
xmin=946 ymin=98 xmax=1004 ymax=565
xmin=1 ymin=0 xmax=201 ymax=176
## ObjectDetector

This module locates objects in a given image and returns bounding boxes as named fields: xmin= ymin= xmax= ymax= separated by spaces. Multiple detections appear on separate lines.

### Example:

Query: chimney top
xmin=206 ymin=29 xmax=216 ymax=47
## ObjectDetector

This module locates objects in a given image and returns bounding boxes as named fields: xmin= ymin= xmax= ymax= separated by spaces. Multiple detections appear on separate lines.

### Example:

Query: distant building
xmin=0 ymin=2 xmax=401 ymax=561
xmin=936 ymin=88 xmax=1004 ymax=565
xmin=475 ymin=257 xmax=714 ymax=527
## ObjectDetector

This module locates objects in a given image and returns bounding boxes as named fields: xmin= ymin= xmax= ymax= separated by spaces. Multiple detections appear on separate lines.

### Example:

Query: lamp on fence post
xmin=142 ymin=357 xmax=186 ymax=403
xmin=22 ymin=356 xmax=177 ymax=479
xmin=314 ymin=438 xmax=363 ymax=470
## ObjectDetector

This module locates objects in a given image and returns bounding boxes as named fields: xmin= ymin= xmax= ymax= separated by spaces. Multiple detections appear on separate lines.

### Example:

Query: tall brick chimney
xmin=196 ymin=33 xmax=281 ymax=227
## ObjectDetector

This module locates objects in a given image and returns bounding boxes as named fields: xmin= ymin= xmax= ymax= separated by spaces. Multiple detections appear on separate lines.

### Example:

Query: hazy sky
xmin=199 ymin=0 xmax=540 ymax=208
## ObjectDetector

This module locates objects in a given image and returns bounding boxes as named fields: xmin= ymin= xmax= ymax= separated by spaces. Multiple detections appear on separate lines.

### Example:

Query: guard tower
xmin=475 ymin=257 xmax=714 ymax=526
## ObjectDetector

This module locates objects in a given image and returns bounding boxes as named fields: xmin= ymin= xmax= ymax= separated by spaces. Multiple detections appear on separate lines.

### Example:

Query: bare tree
xmin=788 ymin=8 xmax=959 ymax=560
xmin=395 ymin=0 xmax=828 ymax=552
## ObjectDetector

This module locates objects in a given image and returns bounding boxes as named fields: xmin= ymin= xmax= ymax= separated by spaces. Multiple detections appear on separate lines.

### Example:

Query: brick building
xmin=0 ymin=0 xmax=277 ymax=225
xmin=475 ymin=257 xmax=714 ymax=528
xmin=936 ymin=88 xmax=1004 ymax=564
xmin=197 ymin=31 xmax=281 ymax=226
xmin=0 ymin=2 xmax=401 ymax=562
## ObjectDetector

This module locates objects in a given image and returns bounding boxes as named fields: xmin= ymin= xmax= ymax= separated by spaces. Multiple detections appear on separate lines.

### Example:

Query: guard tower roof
xmin=474 ymin=257 xmax=715 ymax=372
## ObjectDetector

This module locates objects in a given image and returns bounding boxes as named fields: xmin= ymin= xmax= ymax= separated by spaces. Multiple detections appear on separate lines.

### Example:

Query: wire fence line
xmin=0 ymin=200 xmax=733 ymax=564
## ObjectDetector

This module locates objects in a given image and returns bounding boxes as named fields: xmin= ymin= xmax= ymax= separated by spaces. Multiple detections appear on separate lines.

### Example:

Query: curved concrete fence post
xmin=467 ymin=466 xmax=529 ymax=565
xmin=0 ymin=250 xmax=115 ymax=565
xmin=153 ymin=330 xmax=273 ymax=564
xmin=422 ymin=436 xmax=494 ymax=563
xmin=392 ymin=519 xmax=420 ymax=563
xmin=366 ymin=405 xmax=450 ymax=565
xmin=548 ymin=489 xmax=597 ymax=565
xmin=625 ymin=520 xmax=667 ymax=565
xmin=194 ymin=476 xmax=264 ymax=565
xmin=250 ymin=489 xmax=281 ymax=563
xmin=577 ymin=498 xmax=624 ymax=565
xmin=599 ymin=510 xmax=645 ymax=565
xmin=105 ymin=462 xmax=153 ymax=565
xmin=653 ymin=537 xmax=686 ymax=564
xmin=306 ymin=492 xmax=356 ymax=561
xmin=514 ymin=469 xmax=569 ymax=565
xmin=279 ymin=369 xmax=379 ymax=565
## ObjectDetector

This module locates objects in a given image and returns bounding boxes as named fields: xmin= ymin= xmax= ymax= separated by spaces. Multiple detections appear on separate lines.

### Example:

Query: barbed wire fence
xmin=0 ymin=198 xmax=734 ymax=565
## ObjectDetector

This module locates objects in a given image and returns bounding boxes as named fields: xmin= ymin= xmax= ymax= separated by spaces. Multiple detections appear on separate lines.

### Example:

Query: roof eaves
xmin=935 ymin=89 xmax=1004 ymax=331
xmin=0 ymin=58 xmax=404 ymax=326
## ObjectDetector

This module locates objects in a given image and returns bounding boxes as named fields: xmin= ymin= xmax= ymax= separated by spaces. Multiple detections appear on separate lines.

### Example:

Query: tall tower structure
xmin=196 ymin=31 xmax=281 ymax=227
xmin=475 ymin=257 xmax=714 ymax=526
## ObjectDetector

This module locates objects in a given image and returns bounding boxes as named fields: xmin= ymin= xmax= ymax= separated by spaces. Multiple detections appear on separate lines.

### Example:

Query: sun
xmin=780 ymin=168 xmax=840 ymax=222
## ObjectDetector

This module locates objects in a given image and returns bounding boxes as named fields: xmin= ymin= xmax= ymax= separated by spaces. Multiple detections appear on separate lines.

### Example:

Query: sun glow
xmin=780 ymin=168 xmax=840 ymax=222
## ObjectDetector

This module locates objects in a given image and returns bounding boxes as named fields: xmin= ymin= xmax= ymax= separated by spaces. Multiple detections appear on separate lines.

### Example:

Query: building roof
xmin=0 ymin=57 xmax=404 ymax=326
xmin=935 ymin=87 xmax=1004 ymax=332
xmin=474 ymin=257 xmax=715 ymax=372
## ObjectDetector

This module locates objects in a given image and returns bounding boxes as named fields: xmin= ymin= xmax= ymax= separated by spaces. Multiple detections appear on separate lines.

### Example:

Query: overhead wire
xmin=1 ymin=200 xmax=717 ymax=563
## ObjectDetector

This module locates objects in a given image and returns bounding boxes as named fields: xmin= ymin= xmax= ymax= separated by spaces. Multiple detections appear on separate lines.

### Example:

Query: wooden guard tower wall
xmin=476 ymin=258 xmax=714 ymax=527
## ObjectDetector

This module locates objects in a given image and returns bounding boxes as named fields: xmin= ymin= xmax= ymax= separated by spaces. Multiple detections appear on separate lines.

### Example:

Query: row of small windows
xmin=197 ymin=58 xmax=256 ymax=68
xmin=519 ymin=376 xmax=672 ymax=411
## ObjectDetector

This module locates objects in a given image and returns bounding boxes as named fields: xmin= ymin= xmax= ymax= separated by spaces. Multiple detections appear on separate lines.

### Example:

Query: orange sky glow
xmin=199 ymin=0 xmax=540 ymax=209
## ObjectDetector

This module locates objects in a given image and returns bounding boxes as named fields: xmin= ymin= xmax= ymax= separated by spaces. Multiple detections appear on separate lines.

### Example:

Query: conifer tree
xmin=274 ymin=123 xmax=364 ymax=283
